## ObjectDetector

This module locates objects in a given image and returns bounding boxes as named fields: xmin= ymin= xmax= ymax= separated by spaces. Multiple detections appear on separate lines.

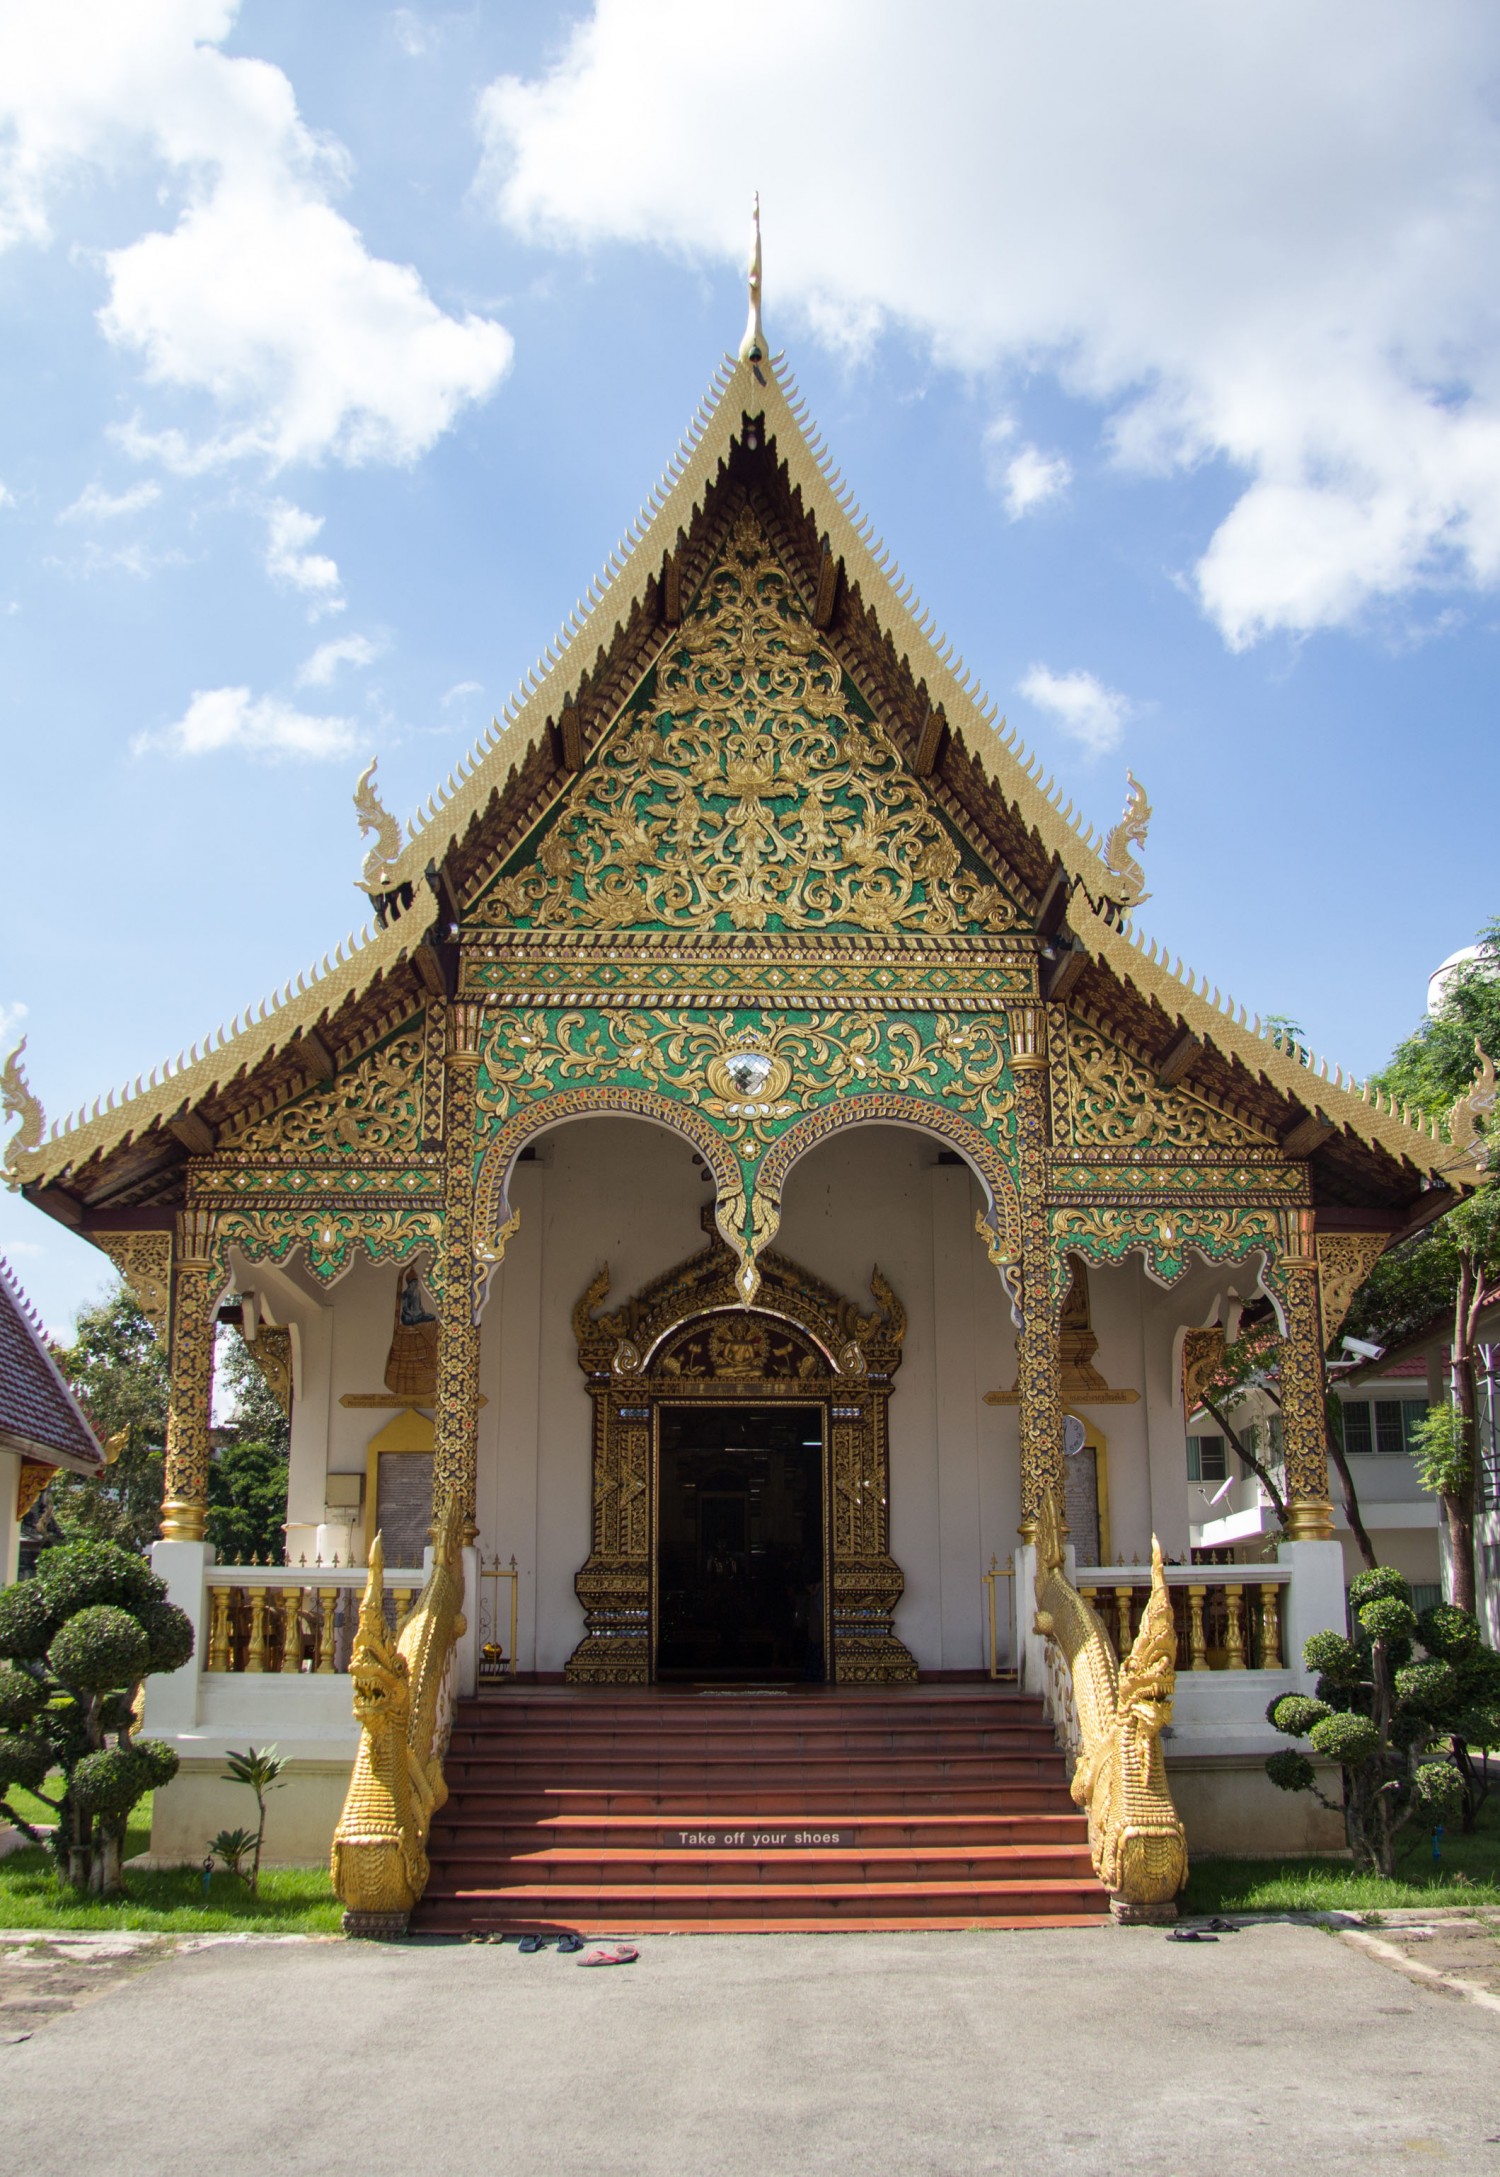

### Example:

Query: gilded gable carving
xmin=223 ymin=1026 xmax=423 ymax=1155
xmin=472 ymin=508 xmax=1018 ymax=938
xmin=1054 ymin=1016 xmax=1272 ymax=1153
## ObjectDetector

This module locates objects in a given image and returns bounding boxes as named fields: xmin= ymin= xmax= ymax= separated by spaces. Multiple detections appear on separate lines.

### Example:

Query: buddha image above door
xmin=655 ymin=1404 xmax=826 ymax=1682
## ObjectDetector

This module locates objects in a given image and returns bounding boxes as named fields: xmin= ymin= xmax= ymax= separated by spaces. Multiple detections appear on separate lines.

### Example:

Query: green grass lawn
xmin=1184 ymin=1794 xmax=1500 ymax=1914
xmin=1 ymin=1784 xmax=341 ymax=1934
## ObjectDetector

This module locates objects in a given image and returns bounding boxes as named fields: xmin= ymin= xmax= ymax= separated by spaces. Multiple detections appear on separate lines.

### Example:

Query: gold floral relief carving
xmin=471 ymin=507 xmax=1018 ymax=938
xmin=222 ymin=1026 xmax=423 ymax=1156
xmin=478 ymin=1005 xmax=1014 ymax=1153
xmin=1054 ymin=1017 xmax=1271 ymax=1153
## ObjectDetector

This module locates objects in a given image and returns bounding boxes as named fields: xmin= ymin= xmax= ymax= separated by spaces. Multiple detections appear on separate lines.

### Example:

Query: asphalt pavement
xmin=3 ymin=1920 xmax=1499 ymax=2176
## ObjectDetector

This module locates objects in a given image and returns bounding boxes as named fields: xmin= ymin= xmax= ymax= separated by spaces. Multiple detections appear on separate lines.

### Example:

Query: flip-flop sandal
xmin=1166 ymin=1928 xmax=1217 ymax=1942
xmin=518 ymin=1934 xmax=550 ymax=1954
xmin=578 ymin=1943 xmax=639 ymax=1967
xmin=556 ymin=1934 xmax=585 ymax=1954
xmin=1204 ymin=1917 xmax=1241 ymax=1933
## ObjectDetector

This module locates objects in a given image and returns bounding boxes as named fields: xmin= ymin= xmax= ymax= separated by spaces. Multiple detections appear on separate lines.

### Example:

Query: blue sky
xmin=3 ymin=0 xmax=1499 ymax=1331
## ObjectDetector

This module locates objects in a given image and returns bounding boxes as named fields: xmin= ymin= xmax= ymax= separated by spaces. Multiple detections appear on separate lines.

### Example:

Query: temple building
xmin=1 ymin=257 xmax=1479 ymax=1923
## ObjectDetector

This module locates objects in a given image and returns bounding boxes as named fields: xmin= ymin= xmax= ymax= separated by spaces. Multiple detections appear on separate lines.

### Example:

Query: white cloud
xmin=265 ymin=500 xmax=342 ymax=613
xmin=478 ymin=0 xmax=1500 ymax=647
xmin=441 ymin=679 xmax=482 ymax=706
xmin=1019 ymin=664 xmax=1134 ymax=757
xmin=134 ymin=685 xmax=357 ymax=761
xmin=0 ymin=482 xmax=15 ymax=509
xmin=0 ymin=0 xmax=512 ymax=470
xmin=59 ymin=479 xmax=162 ymax=523
xmin=1000 ymin=444 xmax=1072 ymax=521
xmin=297 ymin=633 xmax=381 ymax=686
xmin=0 ymin=999 xmax=28 ymax=1053
xmin=388 ymin=9 xmax=433 ymax=58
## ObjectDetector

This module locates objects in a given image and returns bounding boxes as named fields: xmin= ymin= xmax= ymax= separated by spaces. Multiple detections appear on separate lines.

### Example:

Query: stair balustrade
xmin=1077 ymin=1563 xmax=1287 ymax=1671
xmin=202 ymin=1564 xmax=425 ymax=1675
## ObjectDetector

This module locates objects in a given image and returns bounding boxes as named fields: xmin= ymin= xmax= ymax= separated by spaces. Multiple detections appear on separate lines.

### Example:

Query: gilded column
xmin=1278 ymin=1207 xmax=1335 ymax=1541
xmin=433 ymin=1000 xmax=483 ymax=1540
xmin=160 ymin=1209 xmax=220 ymax=1543
xmin=1011 ymin=1005 xmax=1063 ymax=1535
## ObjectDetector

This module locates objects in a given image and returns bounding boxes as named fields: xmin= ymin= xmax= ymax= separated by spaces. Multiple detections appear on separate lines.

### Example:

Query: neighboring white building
xmin=1187 ymin=1356 xmax=1441 ymax=1602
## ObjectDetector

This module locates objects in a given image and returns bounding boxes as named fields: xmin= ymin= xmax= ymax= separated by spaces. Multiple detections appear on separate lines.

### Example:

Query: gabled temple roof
xmin=0 ymin=1254 xmax=104 ymax=1473
xmin=0 ymin=313 xmax=1466 ymax=1230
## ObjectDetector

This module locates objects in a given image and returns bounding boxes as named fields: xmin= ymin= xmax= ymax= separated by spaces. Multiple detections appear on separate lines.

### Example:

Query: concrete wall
xmin=0 ymin=1448 xmax=21 ymax=1586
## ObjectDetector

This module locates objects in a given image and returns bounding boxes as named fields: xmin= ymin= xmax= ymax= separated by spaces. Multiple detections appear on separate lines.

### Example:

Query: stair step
xmin=430 ymin=1813 xmax=1088 ymax=1849
xmin=426 ymin=1848 xmax=1097 ymax=1887
xmin=413 ymin=1687 xmax=1107 ymax=1935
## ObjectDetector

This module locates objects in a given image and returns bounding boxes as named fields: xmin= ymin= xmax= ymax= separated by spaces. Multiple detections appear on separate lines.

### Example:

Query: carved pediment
xmin=573 ymin=1238 xmax=906 ymax=1380
xmin=471 ymin=507 xmax=1019 ymax=940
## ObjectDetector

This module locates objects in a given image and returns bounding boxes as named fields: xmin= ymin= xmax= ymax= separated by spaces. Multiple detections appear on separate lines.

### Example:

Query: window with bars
xmin=1187 ymin=1436 xmax=1228 ymax=1482
xmin=1340 ymin=1397 xmax=1427 ymax=1456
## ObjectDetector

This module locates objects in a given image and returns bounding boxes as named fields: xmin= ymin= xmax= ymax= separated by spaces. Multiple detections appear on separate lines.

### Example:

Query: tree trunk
xmin=1325 ymin=1394 xmax=1378 ymax=1570
xmin=1201 ymin=1396 xmax=1290 ymax=1530
xmin=1447 ymin=1254 xmax=1480 ymax=1614
xmin=94 ymin=1830 xmax=124 ymax=1898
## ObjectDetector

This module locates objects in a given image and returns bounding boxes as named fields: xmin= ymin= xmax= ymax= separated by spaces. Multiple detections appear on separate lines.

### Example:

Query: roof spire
xmin=738 ymin=191 xmax=765 ymax=364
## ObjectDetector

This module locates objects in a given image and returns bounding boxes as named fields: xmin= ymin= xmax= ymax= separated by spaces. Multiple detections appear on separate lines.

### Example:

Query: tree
xmin=1266 ymin=1567 xmax=1500 ymax=1873
xmin=1344 ymin=922 xmax=1500 ymax=1613
xmin=47 ymin=1284 xmax=168 ymax=1555
xmin=0 ymin=1540 xmax=193 ymax=1895
xmin=207 ymin=1329 xmax=290 ymax=1563
xmin=1195 ymin=1314 xmax=1377 ymax=1569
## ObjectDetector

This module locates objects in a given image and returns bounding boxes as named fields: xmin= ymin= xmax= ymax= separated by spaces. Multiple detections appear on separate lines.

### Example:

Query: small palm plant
xmin=220 ymin=1745 xmax=285 ymax=1896
xmin=209 ymin=1827 xmax=258 ymax=1884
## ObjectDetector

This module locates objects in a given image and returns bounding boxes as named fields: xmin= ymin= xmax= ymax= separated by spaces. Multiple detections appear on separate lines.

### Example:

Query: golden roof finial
xmin=738 ymin=191 xmax=765 ymax=364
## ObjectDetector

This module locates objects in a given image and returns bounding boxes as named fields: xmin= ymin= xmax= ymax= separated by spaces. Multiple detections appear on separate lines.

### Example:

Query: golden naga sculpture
xmin=1032 ymin=1487 xmax=1187 ymax=1920
xmin=330 ymin=1500 xmax=467 ymax=1936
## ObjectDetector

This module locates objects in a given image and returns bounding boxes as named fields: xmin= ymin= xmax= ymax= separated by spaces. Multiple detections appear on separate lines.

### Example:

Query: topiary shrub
xmin=0 ymin=1540 xmax=194 ymax=1896
xmin=1268 ymin=1565 xmax=1491 ymax=1874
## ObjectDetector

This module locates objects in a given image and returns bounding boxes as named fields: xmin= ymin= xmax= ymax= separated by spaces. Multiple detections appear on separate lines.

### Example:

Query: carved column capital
xmin=446 ymin=1000 xmax=485 ymax=1068
xmin=1009 ymin=1005 xmax=1049 ymax=1072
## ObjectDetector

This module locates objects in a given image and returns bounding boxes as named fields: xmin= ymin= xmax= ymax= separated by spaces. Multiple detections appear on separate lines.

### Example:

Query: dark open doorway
xmin=655 ymin=1404 xmax=826 ymax=1682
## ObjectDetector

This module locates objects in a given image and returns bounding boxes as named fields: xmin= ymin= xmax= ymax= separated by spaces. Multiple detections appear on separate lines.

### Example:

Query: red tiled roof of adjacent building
xmin=0 ymin=1254 xmax=104 ymax=1472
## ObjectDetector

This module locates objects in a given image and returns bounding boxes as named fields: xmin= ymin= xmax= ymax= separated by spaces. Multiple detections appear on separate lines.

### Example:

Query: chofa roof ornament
xmin=1100 ymin=770 xmax=1152 ymax=910
xmin=1 ymin=1036 xmax=45 ymax=1188
xmin=1442 ymin=1037 xmax=1497 ymax=1181
xmin=738 ymin=192 xmax=765 ymax=365
xmin=353 ymin=758 xmax=403 ymax=898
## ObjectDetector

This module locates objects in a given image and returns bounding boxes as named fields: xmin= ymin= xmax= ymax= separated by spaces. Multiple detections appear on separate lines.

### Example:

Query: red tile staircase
xmin=413 ymin=1686 xmax=1110 ymax=1934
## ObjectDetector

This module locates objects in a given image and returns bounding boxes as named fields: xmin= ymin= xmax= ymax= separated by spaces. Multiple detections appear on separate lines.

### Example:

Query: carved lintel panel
xmin=1180 ymin=1326 xmax=1225 ymax=1421
xmin=244 ymin=1325 xmax=294 ymax=1418
xmin=1315 ymin=1231 xmax=1391 ymax=1351
xmin=565 ymin=1241 xmax=916 ymax=1686
xmin=95 ymin=1230 xmax=172 ymax=1346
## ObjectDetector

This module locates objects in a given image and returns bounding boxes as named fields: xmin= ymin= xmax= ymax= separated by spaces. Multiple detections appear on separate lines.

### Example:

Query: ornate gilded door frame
xmin=565 ymin=1239 xmax=917 ymax=1686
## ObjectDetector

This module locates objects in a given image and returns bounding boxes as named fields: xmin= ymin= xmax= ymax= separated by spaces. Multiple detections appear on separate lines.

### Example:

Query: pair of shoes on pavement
xmin=516 ymin=1932 xmax=638 ymax=1965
